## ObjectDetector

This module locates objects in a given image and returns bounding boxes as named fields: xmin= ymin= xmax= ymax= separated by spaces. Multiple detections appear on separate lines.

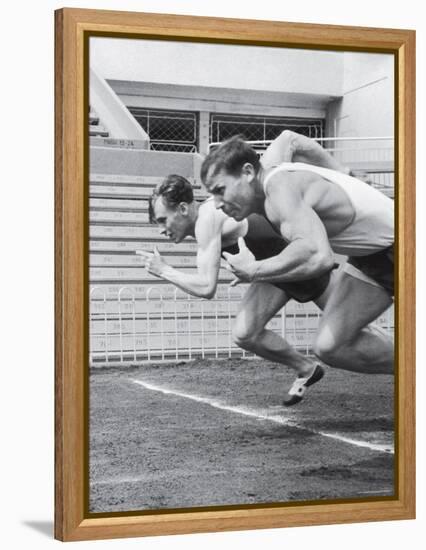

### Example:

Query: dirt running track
xmin=89 ymin=359 xmax=395 ymax=513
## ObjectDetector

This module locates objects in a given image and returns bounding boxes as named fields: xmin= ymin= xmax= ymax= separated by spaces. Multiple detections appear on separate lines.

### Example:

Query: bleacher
xmin=89 ymin=116 xmax=262 ymax=365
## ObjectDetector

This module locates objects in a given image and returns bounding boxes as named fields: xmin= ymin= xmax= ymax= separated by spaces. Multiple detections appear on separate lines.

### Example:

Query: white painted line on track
xmin=132 ymin=379 xmax=394 ymax=455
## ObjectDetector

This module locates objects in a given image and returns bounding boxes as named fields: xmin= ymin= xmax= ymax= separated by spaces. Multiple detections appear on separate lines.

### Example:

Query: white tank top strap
xmin=263 ymin=163 xmax=295 ymax=192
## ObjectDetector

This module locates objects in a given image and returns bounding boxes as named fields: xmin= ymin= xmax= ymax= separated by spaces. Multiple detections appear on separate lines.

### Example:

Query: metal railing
xmin=89 ymin=284 xmax=394 ymax=366
xmin=209 ymin=136 xmax=393 ymax=159
xmin=208 ymin=136 xmax=394 ymax=196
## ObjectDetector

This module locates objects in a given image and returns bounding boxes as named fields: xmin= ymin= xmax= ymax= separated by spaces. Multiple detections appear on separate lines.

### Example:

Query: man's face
xmin=204 ymin=164 xmax=255 ymax=221
xmin=153 ymin=197 xmax=191 ymax=243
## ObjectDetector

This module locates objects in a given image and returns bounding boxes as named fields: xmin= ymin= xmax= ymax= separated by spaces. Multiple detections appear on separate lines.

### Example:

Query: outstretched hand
xmin=136 ymin=246 xmax=167 ymax=277
xmin=222 ymin=237 xmax=256 ymax=286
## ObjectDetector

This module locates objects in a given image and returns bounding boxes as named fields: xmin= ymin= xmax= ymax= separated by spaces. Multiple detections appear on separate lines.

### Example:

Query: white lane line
xmin=132 ymin=380 xmax=394 ymax=455
xmin=318 ymin=432 xmax=393 ymax=454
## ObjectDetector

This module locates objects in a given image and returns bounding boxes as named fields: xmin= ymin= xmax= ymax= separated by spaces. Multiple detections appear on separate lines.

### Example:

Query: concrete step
xmin=90 ymin=146 xmax=203 ymax=179
xmin=90 ymin=198 xmax=149 ymax=211
xmin=89 ymin=239 xmax=198 ymax=254
xmin=89 ymin=224 xmax=196 ymax=240
xmin=89 ymin=137 xmax=149 ymax=149
xmin=89 ymin=125 xmax=109 ymax=137
xmin=90 ymin=210 xmax=150 ymax=224
xmin=90 ymin=184 xmax=208 ymax=201
xmin=89 ymin=253 xmax=197 ymax=268
xmin=90 ymin=174 xmax=196 ymax=186
xmin=89 ymin=266 xmax=233 ymax=283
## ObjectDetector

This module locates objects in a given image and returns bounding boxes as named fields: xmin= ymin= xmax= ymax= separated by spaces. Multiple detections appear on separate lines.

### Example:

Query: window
xmin=128 ymin=107 xmax=198 ymax=152
xmin=210 ymin=113 xmax=324 ymax=148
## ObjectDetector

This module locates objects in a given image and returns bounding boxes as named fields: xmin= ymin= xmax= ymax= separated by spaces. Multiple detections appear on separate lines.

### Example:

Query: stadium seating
xmin=88 ymin=132 xmax=265 ymax=364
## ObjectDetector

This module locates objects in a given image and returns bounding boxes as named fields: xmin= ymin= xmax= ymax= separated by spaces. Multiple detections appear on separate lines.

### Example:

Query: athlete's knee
xmin=232 ymin=321 xmax=261 ymax=350
xmin=313 ymin=328 xmax=343 ymax=364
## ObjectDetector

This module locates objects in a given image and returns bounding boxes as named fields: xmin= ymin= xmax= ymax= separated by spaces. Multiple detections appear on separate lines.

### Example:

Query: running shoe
xmin=283 ymin=364 xmax=325 ymax=406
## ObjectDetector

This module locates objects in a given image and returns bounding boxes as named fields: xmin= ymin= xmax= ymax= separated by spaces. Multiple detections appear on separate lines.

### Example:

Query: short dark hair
xmin=149 ymin=174 xmax=194 ymax=223
xmin=200 ymin=135 xmax=261 ymax=185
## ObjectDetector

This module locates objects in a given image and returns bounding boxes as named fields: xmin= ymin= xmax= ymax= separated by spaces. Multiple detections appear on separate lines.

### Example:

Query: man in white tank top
xmin=201 ymin=135 xmax=394 ymax=378
xmin=139 ymin=131 xmax=357 ymax=405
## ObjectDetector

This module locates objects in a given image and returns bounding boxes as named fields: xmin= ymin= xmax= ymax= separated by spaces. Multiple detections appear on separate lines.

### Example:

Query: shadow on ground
xmin=22 ymin=521 xmax=53 ymax=538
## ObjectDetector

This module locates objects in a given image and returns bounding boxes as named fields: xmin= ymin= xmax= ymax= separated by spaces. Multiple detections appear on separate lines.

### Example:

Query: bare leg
xmin=314 ymin=271 xmax=393 ymax=374
xmin=233 ymin=282 xmax=317 ymax=376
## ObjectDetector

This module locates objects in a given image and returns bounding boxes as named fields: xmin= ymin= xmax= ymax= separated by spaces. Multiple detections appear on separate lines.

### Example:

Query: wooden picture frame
xmin=55 ymin=7 xmax=415 ymax=542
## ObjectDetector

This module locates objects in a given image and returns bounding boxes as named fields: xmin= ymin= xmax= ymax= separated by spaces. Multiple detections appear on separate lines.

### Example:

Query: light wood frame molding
xmin=55 ymin=8 xmax=415 ymax=541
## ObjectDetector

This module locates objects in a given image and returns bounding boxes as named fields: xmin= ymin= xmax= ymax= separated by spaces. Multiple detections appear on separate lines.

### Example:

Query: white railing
xmin=208 ymin=136 xmax=394 ymax=197
xmin=316 ymin=137 xmax=394 ymax=168
xmin=209 ymin=136 xmax=394 ymax=165
xmin=209 ymin=135 xmax=393 ymax=150
xmin=89 ymin=285 xmax=394 ymax=367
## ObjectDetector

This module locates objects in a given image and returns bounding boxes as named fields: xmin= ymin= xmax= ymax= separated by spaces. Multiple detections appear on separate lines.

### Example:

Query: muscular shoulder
xmin=197 ymin=199 xmax=246 ymax=244
xmin=198 ymin=199 xmax=226 ymax=222
xmin=264 ymin=168 xmax=305 ymax=199
xmin=264 ymin=170 xmax=314 ymax=224
xmin=196 ymin=200 xmax=227 ymax=243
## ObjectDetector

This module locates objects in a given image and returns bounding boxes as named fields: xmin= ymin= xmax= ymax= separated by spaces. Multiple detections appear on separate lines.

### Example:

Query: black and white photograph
xmin=88 ymin=35 xmax=395 ymax=514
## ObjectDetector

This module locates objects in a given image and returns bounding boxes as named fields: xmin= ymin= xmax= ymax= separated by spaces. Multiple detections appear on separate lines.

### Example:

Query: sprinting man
xmin=200 ymin=135 xmax=394 ymax=377
xmin=137 ymin=131 xmax=379 ymax=405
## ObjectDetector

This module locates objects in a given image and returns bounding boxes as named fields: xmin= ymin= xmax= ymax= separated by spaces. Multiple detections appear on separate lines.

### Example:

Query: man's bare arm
xmin=224 ymin=174 xmax=334 ymax=283
xmin=138 ymin=209 xmax=224 ymax=299
xmin=261 ymin=130 xmax=349 ymax=173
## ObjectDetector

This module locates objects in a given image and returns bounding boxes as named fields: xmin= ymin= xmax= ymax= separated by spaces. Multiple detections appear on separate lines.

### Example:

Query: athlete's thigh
xmin=236 ymin=282 xmax=290 ymax=332
xmin=313 ymin=268 xmax=339 ymax=311
xmin=318 ymin=270 xmax=393 ymax=342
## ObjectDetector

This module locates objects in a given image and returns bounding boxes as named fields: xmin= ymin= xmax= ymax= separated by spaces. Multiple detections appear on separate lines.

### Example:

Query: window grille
xmin=210 ymin=113 xmax=324 ymax=148
xmin=128 ymin=107 xmax=198 ymax=152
